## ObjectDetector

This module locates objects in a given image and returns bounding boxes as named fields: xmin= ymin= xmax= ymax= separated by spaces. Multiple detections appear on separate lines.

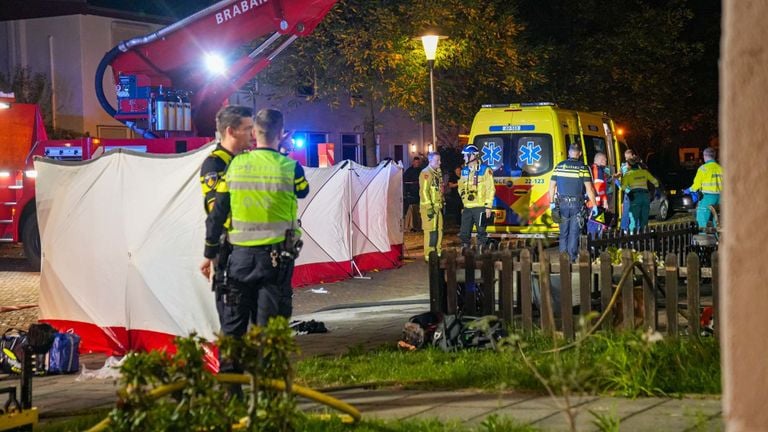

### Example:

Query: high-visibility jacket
xmin=621 ymin=167 xmax=659 ymax=191
xmin=199 ymin=144 xmax=233 ymax=229
xmin=419 ymin=167 xmax=443 ymax=212
xmin=589 ymin=163 xmax=608 ymax=207
xmin=458 ymin=163 xmax=495 ymax=208
xmin=227 ymin=149 xmax=300 ymax=246
xmin=690 ymin=160 xmax=723 ymax=194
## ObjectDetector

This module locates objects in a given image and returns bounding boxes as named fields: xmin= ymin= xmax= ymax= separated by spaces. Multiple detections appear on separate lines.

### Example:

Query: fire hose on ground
xmin=85 ymin=374 xmax=361 ymax=431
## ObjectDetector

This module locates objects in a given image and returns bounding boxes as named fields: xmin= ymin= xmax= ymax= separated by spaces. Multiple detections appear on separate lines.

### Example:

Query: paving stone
xmin=413 ymin=404 xmax=497 ymax=422
xmin=535 ymin=397 xmax=671 ymax=431
xmin=619 ymin=397 xmax=722 ymax=431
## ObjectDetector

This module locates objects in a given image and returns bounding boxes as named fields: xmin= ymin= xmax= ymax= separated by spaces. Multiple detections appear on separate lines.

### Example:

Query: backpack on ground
xmin=48 ymin=331 xmax=81 ymax=374
xmin=399 ymin=312 xmax=506 ymax=352
xmin=399 ymin=311 xmax=441 ymax=350
xmin=0 ymin=327 xmax=49 ymax=375
xmin=0 ymin=328 xmax=28 ymax=374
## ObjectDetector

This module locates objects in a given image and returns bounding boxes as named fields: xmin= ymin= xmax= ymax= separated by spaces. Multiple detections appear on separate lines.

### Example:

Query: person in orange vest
xmin=587 ymin=152 xmax=611 ymax=236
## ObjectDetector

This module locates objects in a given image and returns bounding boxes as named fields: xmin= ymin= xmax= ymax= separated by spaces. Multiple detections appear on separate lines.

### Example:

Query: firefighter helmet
xmin=462 ymin=144 xmax=479 ymax=154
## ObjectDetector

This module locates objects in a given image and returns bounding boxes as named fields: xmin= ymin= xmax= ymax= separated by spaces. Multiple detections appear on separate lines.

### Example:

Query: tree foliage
xmin=264 ymin=0 xmax=716 ymax=161
xmin=0 ymin=66 xmax=83 ymax=139
xmin=266 ymin=0 xmax=543 ymax=160
xmin=498 ymin=0 xmax=715 ymax=156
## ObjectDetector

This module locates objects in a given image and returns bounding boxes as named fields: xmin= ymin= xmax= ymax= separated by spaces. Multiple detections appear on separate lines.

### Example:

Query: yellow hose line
xmin=216 ymin=373 xmax=361 ymax=422
xmin=85 ymin=374 xmax=360 ymax=432
xmin=543 ymin=261 xmax=654 ymax=353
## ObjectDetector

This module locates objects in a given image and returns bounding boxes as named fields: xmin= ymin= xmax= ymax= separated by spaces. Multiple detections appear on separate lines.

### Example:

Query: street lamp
xmin=421 ymin=34 xmax=442 ymax=151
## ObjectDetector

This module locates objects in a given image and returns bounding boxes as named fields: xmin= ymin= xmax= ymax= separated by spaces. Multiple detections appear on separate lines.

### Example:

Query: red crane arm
xmin=96 ymin=0 xmax=337 ymax=137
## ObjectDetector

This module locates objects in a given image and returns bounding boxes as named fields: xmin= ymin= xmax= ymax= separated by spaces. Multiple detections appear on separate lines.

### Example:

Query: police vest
xmin=552 ymin=158 xmax=591 ymax=197
xmin=200 ymin=146 xmax=234 ymax=229
xmin=227 ymin=150 xmax=299 ymax=246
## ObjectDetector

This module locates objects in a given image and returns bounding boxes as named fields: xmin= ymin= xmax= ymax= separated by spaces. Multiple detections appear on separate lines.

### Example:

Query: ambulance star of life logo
xmin=481 ymin=142 xmax=502 ymax=167
xmin=518 ymin=141 xmax=542 ymax=166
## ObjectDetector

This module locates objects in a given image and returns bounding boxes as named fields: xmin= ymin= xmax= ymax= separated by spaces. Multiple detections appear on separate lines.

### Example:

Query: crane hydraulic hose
xmin=94 ymin=46 xmax=158 ymax=139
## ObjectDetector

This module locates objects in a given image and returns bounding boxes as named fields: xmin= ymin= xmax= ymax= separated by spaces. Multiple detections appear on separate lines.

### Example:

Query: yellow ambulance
xmin=467 ymin=102 xmax=622 ymax=238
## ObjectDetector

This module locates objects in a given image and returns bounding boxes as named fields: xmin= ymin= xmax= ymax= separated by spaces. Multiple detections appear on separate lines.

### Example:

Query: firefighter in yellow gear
xmin=458 ymin=144 xmax=496 ymax=248
xmin=419 ymin=152 xmax=444 ymax=261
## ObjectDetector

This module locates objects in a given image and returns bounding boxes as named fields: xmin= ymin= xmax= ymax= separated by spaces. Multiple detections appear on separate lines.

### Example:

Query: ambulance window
xmin=474 ymin=134 xmax=553 ymax=176
xmin=583 ymin=135 xmax=606 ymax=166
xmin=513 ymin=134 xmax=553 ymax=176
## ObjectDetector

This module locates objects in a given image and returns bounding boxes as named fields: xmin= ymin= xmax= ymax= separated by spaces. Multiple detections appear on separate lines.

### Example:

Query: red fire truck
xmin=0 ymin=0 xmax=337 ymax=268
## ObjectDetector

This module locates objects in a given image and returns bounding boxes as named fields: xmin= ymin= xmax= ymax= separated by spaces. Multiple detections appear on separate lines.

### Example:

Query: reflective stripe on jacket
xmin=458 ymin=163 xmax=495 ymax=208
xmin=199 ymin=145 xmax=233 ymax=229
xmin=227 ymin=150 xmax=299 ymax=246
xmin=691 ymin=161 xmax=722 ymax=194
xmin=419 ymin=167 xmax=443 ymax=211
xmin=621 ymin=167 xmax=659 ymax=191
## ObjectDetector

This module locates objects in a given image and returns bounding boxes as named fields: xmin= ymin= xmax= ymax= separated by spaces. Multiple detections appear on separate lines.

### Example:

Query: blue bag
xmin=47 ymin=331 xmax=80 ymax=374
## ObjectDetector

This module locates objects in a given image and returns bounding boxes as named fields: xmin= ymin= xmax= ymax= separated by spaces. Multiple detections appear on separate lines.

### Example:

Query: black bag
xmin=0 ymin=327 xmax=51 ymax=375
xmin=399 ymin=311 xmax=441 ymax=350
xmin=434 ymin=315 xmax=507 ymax=352
xmin=399 ymin=312 xmax=506 ymax=352
xmin=0 ymin=329 xmax=28 ymax=374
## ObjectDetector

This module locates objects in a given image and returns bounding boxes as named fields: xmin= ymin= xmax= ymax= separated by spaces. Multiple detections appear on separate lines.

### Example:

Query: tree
xmin=516 ymin=0 xmax=715 ymax=157
xmin=0 ymin=66 xmax=52 ymax=124
xmin=265 ymin=0 xmax=542 ymax=164
xmin=0 ymin=66 xmax=82 ymax=139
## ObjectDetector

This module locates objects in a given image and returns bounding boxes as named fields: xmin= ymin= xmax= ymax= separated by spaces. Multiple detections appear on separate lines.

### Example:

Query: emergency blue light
xmin=292 ymin=137 xmax=305 ymax=148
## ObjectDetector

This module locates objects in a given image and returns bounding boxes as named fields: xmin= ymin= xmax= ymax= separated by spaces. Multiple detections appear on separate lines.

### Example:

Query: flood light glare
xmin=205 ymin=54 xmax=227 ymax=75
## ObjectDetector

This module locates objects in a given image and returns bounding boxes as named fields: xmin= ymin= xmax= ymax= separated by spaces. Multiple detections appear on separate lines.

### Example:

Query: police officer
xmin=419 ymin=152 xmax=443 ymax=261
xmin=684 ymin=147 xmax=722 ymax=230
xmin=548 ymin=143 xmax=598 ymax=261
xmin=200 ymin=108 xmax=309 ymax=334
xmin=199 ymin=106 xmax=254 ymax=329
xmin=458 ymin=144 xmax=495 ymax=249
xmin=620 ymin=159 xmax=659 ymax=232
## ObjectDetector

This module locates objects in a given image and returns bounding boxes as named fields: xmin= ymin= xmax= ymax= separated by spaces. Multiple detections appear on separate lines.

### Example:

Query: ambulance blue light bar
xmin=489 ymin=125 xmax=535 ymax=132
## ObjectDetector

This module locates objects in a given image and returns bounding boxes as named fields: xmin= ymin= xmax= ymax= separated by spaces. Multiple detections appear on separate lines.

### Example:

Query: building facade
xmin=1 ymin=13 xmax=433 ymax=166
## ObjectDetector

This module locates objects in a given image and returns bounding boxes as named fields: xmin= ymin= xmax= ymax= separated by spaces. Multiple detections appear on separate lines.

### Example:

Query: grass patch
xmin=37 ymin=408 xmax=111 ymax=432
xmin=295 ymin=331 xmax=720 ymax=397
xmin=36 ymin=411 xmax=538 ymax=432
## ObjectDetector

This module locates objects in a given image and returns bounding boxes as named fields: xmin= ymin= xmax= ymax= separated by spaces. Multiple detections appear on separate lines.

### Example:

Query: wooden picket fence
xmin=428 ymin=245 xmax=719 ymax=340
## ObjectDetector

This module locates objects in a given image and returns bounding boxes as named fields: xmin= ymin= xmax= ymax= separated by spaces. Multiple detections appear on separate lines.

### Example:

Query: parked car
xmin=649 ymin=168 xmax=698 ymax=220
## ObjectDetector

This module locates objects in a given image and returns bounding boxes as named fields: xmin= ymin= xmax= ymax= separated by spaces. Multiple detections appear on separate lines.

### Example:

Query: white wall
xmin=1 ymin=15 xmax=159 ymax=135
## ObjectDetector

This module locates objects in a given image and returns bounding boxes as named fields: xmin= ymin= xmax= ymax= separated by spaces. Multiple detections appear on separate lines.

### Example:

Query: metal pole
xmin=428 ymin=59 xmax=437 ymax=149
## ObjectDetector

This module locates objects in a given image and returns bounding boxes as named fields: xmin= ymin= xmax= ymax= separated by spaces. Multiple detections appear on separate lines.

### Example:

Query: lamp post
xmin=421 ymin=35 xmax=441 ymax=151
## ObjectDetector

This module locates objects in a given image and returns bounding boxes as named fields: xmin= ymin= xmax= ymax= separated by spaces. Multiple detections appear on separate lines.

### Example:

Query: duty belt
xmin=559 ymin=196 xmax=582 ymax=202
